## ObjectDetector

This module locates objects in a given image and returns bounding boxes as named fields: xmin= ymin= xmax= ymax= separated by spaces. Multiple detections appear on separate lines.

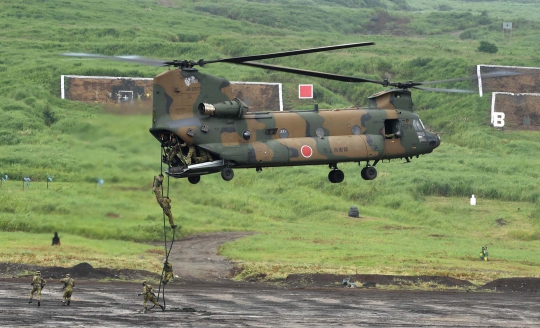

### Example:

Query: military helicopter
xmin=63 ymin=42 xmax=512 ymax=184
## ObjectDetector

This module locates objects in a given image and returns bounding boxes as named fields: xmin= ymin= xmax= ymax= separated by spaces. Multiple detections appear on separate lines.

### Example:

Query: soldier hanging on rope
xmin=161 ymin=261 xmax=174 ymax=285
xmin=138 ymin=281 xmax=164 ymax=313
xmin=29 ymin=270 xmax=46 ymax=306
xmin=60 ymin=273 xmax=75 ymax=306
xmin=151 ymin=173 xmax=177 ymax=229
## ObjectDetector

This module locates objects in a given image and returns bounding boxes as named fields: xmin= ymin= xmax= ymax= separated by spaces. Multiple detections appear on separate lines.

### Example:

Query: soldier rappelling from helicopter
xmin=152 ymin=174 xmax=177 ymax=229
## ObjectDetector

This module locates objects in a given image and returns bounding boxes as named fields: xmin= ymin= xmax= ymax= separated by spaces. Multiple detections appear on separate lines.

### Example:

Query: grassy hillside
xmin=1 ymin=0 xmax=540 ymax=283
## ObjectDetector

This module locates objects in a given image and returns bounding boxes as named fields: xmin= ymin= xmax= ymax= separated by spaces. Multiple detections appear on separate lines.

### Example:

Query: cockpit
xmin=413 ymin=119 xmax=427 ymax=143
xmin=413 ymin=118 xmax=440 ymax=148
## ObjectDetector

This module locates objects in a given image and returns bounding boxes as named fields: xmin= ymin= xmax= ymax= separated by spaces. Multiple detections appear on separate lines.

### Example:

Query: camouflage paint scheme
xmin=150 ymin=69 xmax=440 ymax=181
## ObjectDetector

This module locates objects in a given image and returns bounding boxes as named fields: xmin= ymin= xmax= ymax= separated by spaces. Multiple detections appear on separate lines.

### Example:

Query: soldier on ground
xmin=162 ymin=261 xmax=174 ymax=285
xmin=138 ymin=281 xmax=164 ymax=313
xmin=52 ymin=232 xmax=61 ymax=246
xmin=60 ymin=273 xmax=75 ymax=306
xmin=29 ymin=271 xmax=46 ymax=306
xmin=479 ymin=246 xmax=489 ymax=261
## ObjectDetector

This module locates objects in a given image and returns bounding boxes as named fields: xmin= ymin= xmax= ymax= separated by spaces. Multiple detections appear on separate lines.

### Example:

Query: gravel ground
xmin=1 ymin=232 xmax=539 ymax=327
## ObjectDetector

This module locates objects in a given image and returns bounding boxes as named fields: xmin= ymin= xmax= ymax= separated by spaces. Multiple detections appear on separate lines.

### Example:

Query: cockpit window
xmin=413 ymin=119 xmax=427 ymax=143
xmin=413 ymin=119 xmax=424 ymax=132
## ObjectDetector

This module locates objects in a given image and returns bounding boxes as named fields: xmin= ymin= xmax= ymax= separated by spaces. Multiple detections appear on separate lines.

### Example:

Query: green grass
xmin=1 ymin=0 xmax=540 ymax=284
xmin=0 ymin=231 xmax=163 ymax=272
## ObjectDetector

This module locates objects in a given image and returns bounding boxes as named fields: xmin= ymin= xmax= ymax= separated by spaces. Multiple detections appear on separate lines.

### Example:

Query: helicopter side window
xmin=413 ymin=119 xmax=427 ymax=143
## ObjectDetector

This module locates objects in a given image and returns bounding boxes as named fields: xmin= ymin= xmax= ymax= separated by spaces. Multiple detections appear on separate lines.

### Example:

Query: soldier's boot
xmin=38 ymin=301 xmax=40 ymax=307
xmin=67 ymin=300 xmax=70 ymax=306
xmin=160 ymin=304 xmax=165 ymax=311
xmin=171 ymin=225 xmax=177 ymax=229
xmin=28 ymin=299 xmax=32 ymax=303
xmin=143 ymin=307 xmax=147 ymax=314
xmin=62 ymin=301 xmax=66 ymax=306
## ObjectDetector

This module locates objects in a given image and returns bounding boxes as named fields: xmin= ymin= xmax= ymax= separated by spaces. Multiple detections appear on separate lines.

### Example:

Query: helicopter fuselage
xmin=149 ymin=69 xmax=440 ymax=183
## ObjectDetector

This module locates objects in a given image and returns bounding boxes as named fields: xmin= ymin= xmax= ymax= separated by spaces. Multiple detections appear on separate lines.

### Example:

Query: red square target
xmin=299 ymin=84 xmax=313 ymax=99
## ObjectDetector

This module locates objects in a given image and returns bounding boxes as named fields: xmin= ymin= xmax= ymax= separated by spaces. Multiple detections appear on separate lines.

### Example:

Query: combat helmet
xmin=66 ymin=273 xmax=71 ymax=277
xmin=142 ymin=280 xmax=147 ymax=285
xmin=36 ymin=271 xmax=41 ymax=275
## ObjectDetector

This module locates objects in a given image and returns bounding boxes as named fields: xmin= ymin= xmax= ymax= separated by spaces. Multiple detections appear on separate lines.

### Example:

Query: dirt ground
xmin=1 ymin=232 xmax=539 ymax=327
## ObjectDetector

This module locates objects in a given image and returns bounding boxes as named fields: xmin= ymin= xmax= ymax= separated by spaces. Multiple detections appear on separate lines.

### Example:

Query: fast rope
xmin=152 ymin=144 xmax=177 ymax=310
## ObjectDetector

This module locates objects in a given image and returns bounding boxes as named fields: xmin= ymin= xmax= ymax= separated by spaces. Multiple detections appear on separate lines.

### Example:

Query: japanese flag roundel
xmin=301 ymin=145 xmax=313 ymax=158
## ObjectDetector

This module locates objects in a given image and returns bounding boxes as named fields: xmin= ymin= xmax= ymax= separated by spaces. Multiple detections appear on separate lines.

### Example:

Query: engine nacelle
xmin=198 ymin=98 xmax=248 ymax=119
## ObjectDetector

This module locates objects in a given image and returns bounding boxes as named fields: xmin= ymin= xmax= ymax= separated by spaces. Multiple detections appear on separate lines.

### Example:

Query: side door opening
xmin=384 ymin=119 xmax=401 ymax=139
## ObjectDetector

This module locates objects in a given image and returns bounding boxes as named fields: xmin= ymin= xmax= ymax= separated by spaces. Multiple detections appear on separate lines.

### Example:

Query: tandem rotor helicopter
xmin=63 ymin=42 xmax=513 ymax=184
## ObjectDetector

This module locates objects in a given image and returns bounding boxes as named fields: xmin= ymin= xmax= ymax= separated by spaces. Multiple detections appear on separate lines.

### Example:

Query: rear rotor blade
xmin=62 ymin=53 xmax=168 ymax=66
xmin=413 ymin=71 xmax=521 ymax=86
xmin=201 ymin=42 xmax=375 ymax=65
xmin=412 ymin=86 xmax=475 ymax=93
xmin=237 ymin=61 xmax=384 ymax=84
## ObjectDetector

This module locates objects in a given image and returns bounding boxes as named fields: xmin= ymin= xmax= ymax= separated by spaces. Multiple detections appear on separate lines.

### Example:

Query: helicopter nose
xmin=428 ymin=133 xmax=440 ymax=148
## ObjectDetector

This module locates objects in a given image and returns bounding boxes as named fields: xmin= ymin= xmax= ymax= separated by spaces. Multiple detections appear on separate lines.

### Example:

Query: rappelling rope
xmin=151 ymin=144 xmax=177 ymax=311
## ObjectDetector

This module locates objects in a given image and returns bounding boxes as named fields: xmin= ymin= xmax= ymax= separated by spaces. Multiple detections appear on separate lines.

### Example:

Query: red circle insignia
xmin=301 ymin=145 xmax=313 ymax=158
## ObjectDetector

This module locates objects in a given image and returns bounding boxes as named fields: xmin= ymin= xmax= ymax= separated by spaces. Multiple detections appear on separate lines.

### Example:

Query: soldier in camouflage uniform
xmin=161 ymin=261 xmax=174 ymax=285
xmin=152 ymin=174 xmax=177 ymax=229
xmin=60 ymin=273 xmax=75 ymax=306
xmin=158 ymin=196 xmax=176 ymax=229
xmin=152 ymin=174 xmax=164 ymax=199
xmin=479 ymin=246 xmax=489 ymax=261
xmin=138 ymin=281 xmax=164 ymax=313
xmin=166 ymin=139 xmax=187 ymax=167
xmin=29 ymin=271 xmax=46 ymax=306
xmin=181 ymin=142 xmax=212 ymax=165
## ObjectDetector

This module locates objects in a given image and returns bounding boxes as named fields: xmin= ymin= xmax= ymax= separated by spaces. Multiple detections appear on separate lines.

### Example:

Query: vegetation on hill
xmin=1 ymin=0 xmax=540 ymax=283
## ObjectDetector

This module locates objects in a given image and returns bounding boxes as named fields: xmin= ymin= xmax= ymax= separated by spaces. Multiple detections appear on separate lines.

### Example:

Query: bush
xmin=437 ymin=4 xmax=452 ymax=11
xmin=459 ymin=29 xmax=478 ymax=40
xmin=478 ymin=41 xmax=498 ymax=53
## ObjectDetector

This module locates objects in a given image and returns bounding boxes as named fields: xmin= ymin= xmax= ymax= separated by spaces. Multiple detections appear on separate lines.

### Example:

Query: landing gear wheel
xmin=361 ymin=166 xmax=377 ymax=180
xmin=328 ymin=169 xmax=344 ymax=183
xmin=187 ymin=176 xmax=200 ymax=184
xmin=221 ymin=167 xmax=234 ymax=181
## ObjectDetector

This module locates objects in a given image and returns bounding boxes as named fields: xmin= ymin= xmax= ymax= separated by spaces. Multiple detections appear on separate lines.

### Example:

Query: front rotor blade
xmin=412 ymin=86 xmax=475 ymax=93
xmin=237 ymin=61 xmax=384 ymax=84
xmin=415 ymin=71 xmax=521 ymax=86
xmin=202 ymin=42 xmax=375 ymax=65
xmin=61 ymin=53 xmax=168 ymax=66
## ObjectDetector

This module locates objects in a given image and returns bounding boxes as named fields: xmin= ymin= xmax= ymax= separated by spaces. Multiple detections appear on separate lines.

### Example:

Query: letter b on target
xmin=492 ymin=112 xmax=505 ymax=128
